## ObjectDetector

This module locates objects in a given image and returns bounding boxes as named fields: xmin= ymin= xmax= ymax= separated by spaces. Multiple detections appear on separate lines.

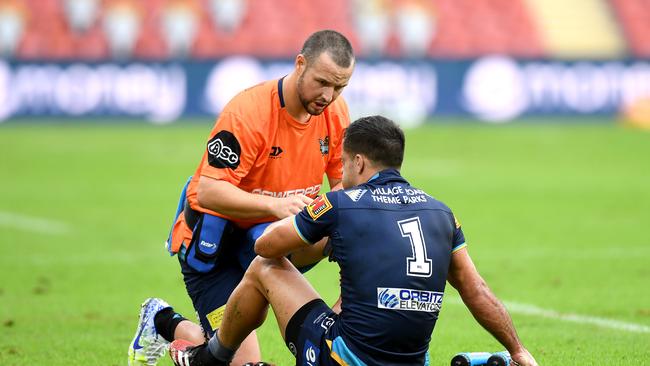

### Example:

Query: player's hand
xmin=270 ymin=194 xmax=313 ymax=218
xmin=510 ymin=348 xmax=538 ymax=366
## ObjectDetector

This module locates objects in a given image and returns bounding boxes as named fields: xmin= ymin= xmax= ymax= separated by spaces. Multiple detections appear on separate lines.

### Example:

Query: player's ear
xmin=354 ymin=154 xmax=364 ymax=174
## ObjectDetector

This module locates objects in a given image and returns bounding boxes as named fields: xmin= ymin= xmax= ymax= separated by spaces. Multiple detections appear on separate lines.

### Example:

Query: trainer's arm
xmin=254 ymin=216 xmax=309 ymax=258
xmin=328 ymin=177 xmax=343 ymax=191
xmin=198 ymin=176 xmax=312 ymax=219
xmin=447 ymin=248 xmax=538 ymax=366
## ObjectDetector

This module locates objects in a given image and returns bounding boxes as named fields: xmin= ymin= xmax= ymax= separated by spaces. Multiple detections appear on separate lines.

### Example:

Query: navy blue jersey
xmin=294 ymin=169 xmax=465 ymax=365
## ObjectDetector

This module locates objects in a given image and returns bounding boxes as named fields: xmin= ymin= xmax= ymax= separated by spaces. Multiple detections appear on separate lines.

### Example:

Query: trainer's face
xmin=296 ymin=52 xmax=354 ymax=116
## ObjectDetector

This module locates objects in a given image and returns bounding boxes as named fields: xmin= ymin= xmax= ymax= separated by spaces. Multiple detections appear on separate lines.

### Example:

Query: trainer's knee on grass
xmin=174 ymin=320 xmax=207 ymax=344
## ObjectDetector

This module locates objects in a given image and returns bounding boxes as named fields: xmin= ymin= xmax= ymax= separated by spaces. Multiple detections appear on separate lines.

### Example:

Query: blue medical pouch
xmin=185 ymin=213 xmax=230 ymax=273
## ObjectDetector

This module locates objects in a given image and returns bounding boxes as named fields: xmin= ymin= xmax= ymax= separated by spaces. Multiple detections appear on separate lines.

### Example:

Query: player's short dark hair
xmin=344 ymin=115 xmax=405 ymax=169
xmin=301 ymin=30 xmax=354 ymax=68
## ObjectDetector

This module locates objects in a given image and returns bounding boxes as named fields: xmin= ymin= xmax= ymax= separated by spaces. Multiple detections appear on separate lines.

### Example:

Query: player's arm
xmin=254 ymin=216 xmax=309 ymax=258
xmin=257 ymin=193 xmax=337 ymax=259
xmin=198 ymin=176 xmax=312 ymax=219
xmin=287 ymin=237 xmax=329 ymax=267
xmin=447 ymin=248 xmax=538 ymax=366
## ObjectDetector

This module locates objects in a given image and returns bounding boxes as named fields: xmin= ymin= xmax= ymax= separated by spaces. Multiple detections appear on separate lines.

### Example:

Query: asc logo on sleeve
xmin=207 ymin=130 xmax=241 ymax=169
xmin=377 ymin=287 xmax=443 ymax=313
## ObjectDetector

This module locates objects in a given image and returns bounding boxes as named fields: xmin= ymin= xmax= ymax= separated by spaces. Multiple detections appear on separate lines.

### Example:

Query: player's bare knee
xmin=249 ymin=256 xmax=283 ymax=271
xmin=247 ymin=256 xmax=287 ymax=281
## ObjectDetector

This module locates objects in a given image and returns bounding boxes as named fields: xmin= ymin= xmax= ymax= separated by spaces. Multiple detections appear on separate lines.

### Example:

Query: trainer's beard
xmin=297 ymin=74 xmax=324 ymax=116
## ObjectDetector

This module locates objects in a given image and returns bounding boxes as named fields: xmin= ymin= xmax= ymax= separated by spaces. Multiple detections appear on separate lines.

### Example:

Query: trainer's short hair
xmin=344 ymin=115 xmax=405 ymax=169
xmin=301 ymin=30 xmax=354 ymax=68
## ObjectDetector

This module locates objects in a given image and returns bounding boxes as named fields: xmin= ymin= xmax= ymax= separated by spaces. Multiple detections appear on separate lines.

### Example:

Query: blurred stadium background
xmin=1 ymin=0 xmax=649 ymax=365
xmin=0 ymin=0 xmax=649 ymax=124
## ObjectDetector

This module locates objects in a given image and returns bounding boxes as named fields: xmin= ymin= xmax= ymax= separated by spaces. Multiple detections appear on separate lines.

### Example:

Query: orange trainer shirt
xmin=186 ymin=77 xmax=349 ymax=229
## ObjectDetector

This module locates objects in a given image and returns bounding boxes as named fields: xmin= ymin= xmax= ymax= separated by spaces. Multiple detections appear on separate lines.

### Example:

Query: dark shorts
xmin=285 ymin=299 xmax=341 ymax=366
xmin=168 ymin=172 xmax=319 ymax=338
xmin=179 ymin=248 xmax=242 ymax=337
xmin=178 ymin=216 xmax=270 ymax=337
xmin=178 ymin=213 xmax=318 ymax=338
xmin=285 ymin=300 xmax=431 ymax=366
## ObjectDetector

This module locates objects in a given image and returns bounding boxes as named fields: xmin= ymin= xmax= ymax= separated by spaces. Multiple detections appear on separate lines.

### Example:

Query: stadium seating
xmin=609 ymin=0 xmax=650 ymax=57
xmin=525 ymin=0 xmax=624 ymax=58
xmin=430 ymin=0 xmax=544 ymax=57
xmin=3 ymin=0 xmax=647 ymax=60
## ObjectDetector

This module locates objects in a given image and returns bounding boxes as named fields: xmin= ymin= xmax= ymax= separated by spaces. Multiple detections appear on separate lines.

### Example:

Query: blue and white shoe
xmin=128 ymin=298 xmax=172 ymax=366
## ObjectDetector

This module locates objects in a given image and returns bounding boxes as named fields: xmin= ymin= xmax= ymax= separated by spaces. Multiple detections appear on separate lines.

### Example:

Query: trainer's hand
xmin=270 ymin=194 xmax=313 ymax=218
xmin=511 ymin=348 xmax=538 ymax=366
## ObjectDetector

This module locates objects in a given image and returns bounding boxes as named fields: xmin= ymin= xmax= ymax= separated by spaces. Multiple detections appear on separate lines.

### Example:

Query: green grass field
xmin=1 ymin=119 xmax=649 ymax=365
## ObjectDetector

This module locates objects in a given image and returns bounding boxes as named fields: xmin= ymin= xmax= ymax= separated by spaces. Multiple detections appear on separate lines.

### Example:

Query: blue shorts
xmin=285 ymin=299 xmax=339 ymax=366
xmin=284 ymin=299 xmax=364 ymax=366
xmin=285 ymin=300 xmax=431 ymax=366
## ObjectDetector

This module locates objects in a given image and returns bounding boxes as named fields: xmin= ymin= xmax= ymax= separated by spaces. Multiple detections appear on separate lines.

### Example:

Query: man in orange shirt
xmin=128 ymin=30 xmax=355 ymax=366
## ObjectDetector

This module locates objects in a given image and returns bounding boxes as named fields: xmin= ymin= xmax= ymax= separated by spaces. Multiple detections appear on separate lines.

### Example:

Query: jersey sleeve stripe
xmin=452 ymin=242 xmax=467 ymax=253
xmin=292 ymin=216 xmax=313 ymax=245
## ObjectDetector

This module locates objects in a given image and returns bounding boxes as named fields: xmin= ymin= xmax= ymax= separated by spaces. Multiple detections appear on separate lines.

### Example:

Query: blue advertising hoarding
xmin=1 ymin=56 xmax=649 ymax=124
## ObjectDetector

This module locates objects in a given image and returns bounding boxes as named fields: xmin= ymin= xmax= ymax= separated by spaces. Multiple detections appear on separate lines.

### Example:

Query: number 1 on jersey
xmin=398 ymin=217 xmax=432 ymax=277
